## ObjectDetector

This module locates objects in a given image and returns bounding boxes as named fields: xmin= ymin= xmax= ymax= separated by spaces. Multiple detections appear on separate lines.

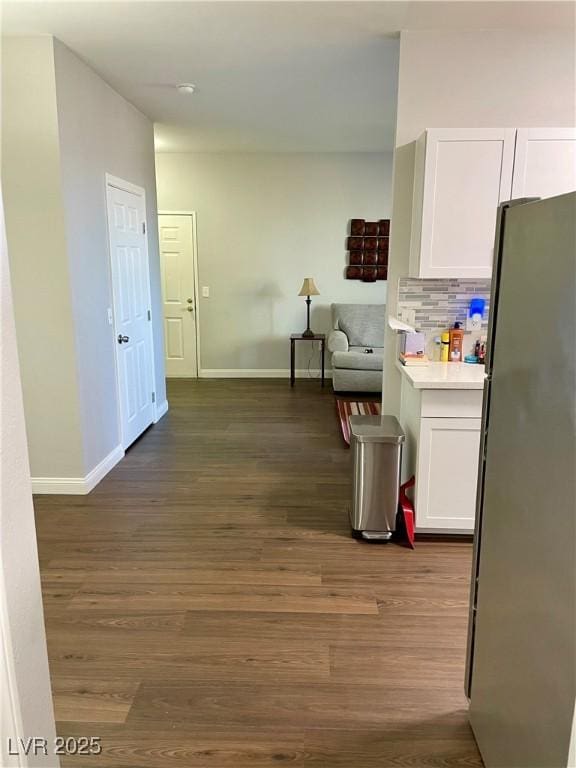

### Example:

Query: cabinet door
xmin=415 ymin=417 xmax=481 ymax=532
xmin=512 ymin=128 xmax=576 ymax=198
xmin=411 ymin=129 xmax=516 ymax=279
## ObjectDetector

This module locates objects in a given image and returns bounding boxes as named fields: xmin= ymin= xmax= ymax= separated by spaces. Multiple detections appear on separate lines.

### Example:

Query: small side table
xmin=290 ymin=333 xmax=326 ymax=387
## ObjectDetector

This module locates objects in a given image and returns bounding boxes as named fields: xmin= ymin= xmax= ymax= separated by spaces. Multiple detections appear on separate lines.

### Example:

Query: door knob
xmin=187 ymin=298 xmax=193 ymax=303
xmin=186 ymin=306 xmax=194 ymax=312
xmin=117 ymin=334 xmax=129 ymax=344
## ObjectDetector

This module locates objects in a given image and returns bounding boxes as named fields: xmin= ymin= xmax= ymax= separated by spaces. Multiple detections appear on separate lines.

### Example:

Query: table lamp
xmin=298 ymin=278 xmax=320 ymax=338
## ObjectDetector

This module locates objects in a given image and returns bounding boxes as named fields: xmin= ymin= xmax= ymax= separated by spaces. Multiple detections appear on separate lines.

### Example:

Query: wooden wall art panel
xmin=346 ymin=219 xmax=390 ymax=280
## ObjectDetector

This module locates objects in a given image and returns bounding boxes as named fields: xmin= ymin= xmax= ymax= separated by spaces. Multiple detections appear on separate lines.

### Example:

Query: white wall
xmin=156 ymin=152 xmax=393 ymax=373
xmin=1 ymin=193 xmax=58 ymax=766
xmin=2 ymin=36 xmax=165 ymax=487
xmin=1 ymin=36 xmax=85 ymax=478
xmin=383 ymin=28 xmax=576 ymax=415
xmin=53 ymin=39 xmax=166 ymax=470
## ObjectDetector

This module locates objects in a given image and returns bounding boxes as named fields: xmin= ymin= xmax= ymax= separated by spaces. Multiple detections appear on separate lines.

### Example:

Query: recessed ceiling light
xmin=176 ymin=83 xmax=196 ymax=95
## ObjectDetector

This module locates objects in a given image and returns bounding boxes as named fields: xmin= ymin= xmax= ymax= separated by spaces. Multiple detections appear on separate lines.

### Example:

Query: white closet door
xmin=107 ymin=179 xmax=155 ymax=449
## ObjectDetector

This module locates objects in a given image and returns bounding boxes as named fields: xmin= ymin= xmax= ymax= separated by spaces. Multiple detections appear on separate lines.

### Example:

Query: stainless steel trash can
xmin=349 ymin=414 xmax=405 ymax=541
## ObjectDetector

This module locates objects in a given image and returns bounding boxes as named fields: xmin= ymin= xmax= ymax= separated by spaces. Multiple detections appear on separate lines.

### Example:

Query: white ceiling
xmin=3 ymin=1 xmax=573 ymax=153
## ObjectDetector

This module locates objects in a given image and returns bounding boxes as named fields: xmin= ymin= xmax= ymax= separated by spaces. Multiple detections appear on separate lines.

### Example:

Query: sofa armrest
xmin=328 ymin=330 xmax=349 ymax=353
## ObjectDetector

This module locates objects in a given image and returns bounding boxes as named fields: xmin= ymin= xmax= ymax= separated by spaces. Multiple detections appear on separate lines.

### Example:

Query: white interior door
xmin=158 ymin=214 xmax=198 ymax=377
xmin=107 ymin=179 xmax=155 ymax=449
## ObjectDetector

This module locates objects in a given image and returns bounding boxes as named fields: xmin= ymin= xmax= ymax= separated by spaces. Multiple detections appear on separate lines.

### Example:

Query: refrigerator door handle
xmin=465 ymin=376 xmax=491 ymax=698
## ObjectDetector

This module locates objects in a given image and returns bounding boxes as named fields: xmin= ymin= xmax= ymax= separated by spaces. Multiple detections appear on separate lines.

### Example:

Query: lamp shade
xmin=298 ymin=278 xmax=320 ymax=297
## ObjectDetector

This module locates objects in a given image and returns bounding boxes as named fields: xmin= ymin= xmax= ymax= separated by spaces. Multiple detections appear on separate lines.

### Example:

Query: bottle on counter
xmin=449 ymin=322 xmax=464 ymax=363
xmin=440 ymin=331 xmax=450 ymax=362
xmin=478 ymin=337 xmax=487 ymax=364
xmin=433 ymin=336 xmax=442 ymax=362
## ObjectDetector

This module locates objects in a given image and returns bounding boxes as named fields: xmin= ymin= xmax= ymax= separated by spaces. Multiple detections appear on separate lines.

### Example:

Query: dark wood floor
xmin=34 ymin=379 xmax=482 ymax=767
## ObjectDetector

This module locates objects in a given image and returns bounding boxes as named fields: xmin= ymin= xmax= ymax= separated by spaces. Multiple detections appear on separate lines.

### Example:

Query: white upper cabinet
xmin=512 ymin=128 xmax=576 ymax=198
xmin=410 ymin=129 xmax=516 ymax=279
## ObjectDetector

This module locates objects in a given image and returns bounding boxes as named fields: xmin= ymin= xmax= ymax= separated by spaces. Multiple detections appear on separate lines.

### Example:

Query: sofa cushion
xmin=334 ymin=304 xmax=385 ymax=348
xmin=332 ymin=348 xmax=384 ymax=371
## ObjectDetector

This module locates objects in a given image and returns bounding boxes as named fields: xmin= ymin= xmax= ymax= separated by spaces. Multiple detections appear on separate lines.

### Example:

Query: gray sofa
xmin=328 ymin=304 xmax=385 ymax=393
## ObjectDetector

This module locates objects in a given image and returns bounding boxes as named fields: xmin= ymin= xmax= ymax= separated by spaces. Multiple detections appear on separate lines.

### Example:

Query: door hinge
xmin=142 ymin=222 xmax=146 ymax=235
xmin=152 ymin=392 xmax=156 ymax=404
xmin=147 ymin=309 xmax=151 ymax=321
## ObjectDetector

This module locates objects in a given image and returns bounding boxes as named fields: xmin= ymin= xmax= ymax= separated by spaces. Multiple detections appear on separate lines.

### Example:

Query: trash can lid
xmin=349 ymin=414 xmax=405 ymax=444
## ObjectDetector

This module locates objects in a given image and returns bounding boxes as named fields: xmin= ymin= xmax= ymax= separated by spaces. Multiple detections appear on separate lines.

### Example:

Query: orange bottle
xmin=449 ymin=322 xmax=464 ymax=362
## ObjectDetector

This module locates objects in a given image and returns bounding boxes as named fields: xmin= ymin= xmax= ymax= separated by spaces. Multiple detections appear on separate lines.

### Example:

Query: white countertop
xmin=396 ymin=360 xmax=486 ymax=390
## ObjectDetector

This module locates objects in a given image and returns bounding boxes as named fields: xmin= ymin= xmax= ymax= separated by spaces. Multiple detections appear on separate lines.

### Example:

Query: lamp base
xmin=302 ymin=329 xmax=315 ymax=338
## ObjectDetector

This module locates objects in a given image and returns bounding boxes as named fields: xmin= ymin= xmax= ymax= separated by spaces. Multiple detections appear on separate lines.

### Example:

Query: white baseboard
xmin=31 ymin=477 xmax=87 ymax=494
xmin=199 ymin=369 xmax=333 ymax=379
xmin=31 ymin=444 xmax=124 ymax=495
xmin=154 ymin=399 xmax=169 ymax=421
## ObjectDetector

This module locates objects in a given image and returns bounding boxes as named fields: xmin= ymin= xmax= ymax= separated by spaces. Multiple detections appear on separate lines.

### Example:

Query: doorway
xmin=158 ymin=212 xmax=199 ymax=377
xmin=106 ymin=175 xmax=156 ymax=449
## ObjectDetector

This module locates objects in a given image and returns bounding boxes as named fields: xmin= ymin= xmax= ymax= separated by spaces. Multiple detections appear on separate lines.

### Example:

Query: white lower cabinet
xmin=416 ymin=417 xmax=481 ymax=532
xmin=400 ymin=381 xmax=482 ymax=533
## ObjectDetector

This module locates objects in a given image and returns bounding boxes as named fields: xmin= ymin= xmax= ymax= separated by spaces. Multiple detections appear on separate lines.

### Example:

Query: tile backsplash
xmin=398 ymin=278 xmax=491 ymax=331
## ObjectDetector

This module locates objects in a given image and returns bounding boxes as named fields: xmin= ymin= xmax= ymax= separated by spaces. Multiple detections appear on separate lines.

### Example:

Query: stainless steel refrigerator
xmin=465 ymin=193 xmax=576 ymax=767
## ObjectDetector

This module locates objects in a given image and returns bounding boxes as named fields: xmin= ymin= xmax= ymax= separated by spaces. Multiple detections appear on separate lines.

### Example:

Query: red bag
xmin=397 ymin=476 xmax=416 ymax=548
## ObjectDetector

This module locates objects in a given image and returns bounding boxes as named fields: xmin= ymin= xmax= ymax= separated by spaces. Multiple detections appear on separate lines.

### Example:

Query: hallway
xmin=34 ymin=379 xmax=482 ymax=766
